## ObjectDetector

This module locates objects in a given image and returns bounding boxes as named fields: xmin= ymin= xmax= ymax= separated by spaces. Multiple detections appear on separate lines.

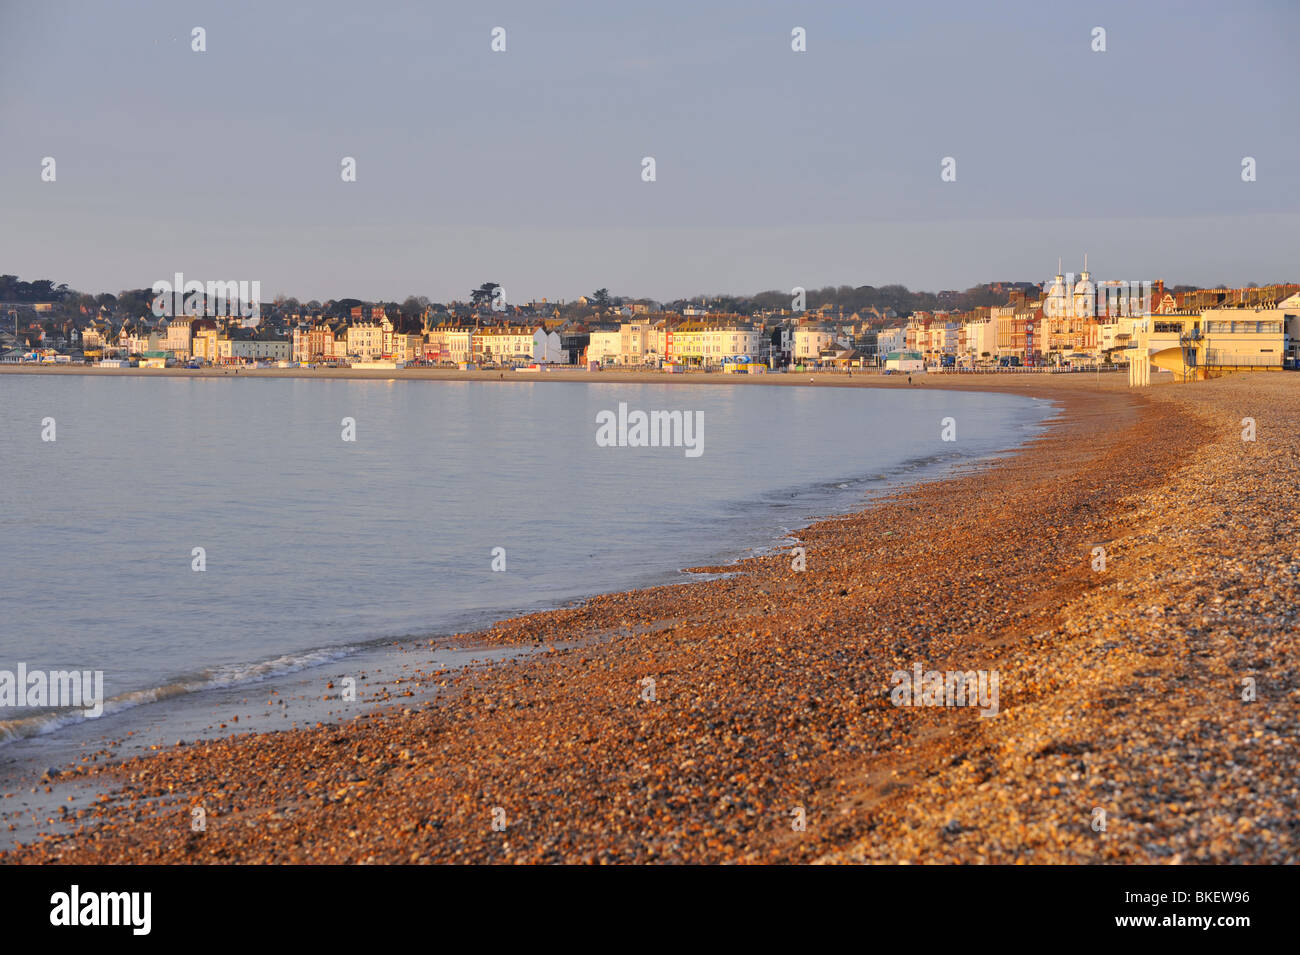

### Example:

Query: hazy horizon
xmin=2 ymin=0 xmax=1297 ymax=302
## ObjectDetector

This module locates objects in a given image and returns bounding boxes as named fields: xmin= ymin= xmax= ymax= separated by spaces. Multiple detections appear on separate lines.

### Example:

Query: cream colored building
xmin=709 ymin=324 xmax=763 ymax=362
xmin=1198 ymin=307 xmax=1287 ymax=371
xmin=191 ymin=325 xmax=219 ymax=361
xmin=924 ymin=320 xmax=960 ymax=359
xmin=586 ymin=329 xmax=621 ymax=364
xmin=346 ymin=318 xmax=391 ymax=360
xmin=1281 ymin=293 xmax=1300 ymax=365
xmin=1098 ymin=317 xmax=1139 ymax=359
xmin=216 ymin=338 xmax=291 ymax=362
xmin=424 ymin=325 xmax=473 ymax=364
xmin=791 ymin=324 xmax=836 ymax=362
xmin=619 ymin=321 xmax=665 ymax=365
xmin=1131 ymin=307 xmax=1287 ymax=380
xmin=81 ymin=323 xmax=111 ymax=357
xmin=962 ymin=315 xmax=998 ymax=362
xmin=127 ymin=330 xmax=162 ymax=355
xmin=473 ymin=327 xmax=534 ymax=363
xmin=668 ymin=322 xmax=764 ymax=365
xmin=163 ymin=318 xmax=193 ymax=359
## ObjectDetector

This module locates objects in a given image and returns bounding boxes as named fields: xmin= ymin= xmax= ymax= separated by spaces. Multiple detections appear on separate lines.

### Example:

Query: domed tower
xmin=1072 ymin=254 xmax=1095 ymax=321
xmin=1045 ymin=258 xmax=1068 ymax=319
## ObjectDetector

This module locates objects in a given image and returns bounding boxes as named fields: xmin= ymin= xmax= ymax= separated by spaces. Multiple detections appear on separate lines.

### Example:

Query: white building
xmin=962 ymin=316 xmax=998 ymax=362
xmin=875 ymin=325 xmax=906 ymax=358
xmin=346 ymin=318 xmax=391 ymax=360
xmin=792 ymin=324 xmax=837 ymax=362
xmin=586 ymin=329 xmax=621 ymax=364
xmin=1044 ymin=258 xmax=1097 ymax=324
xmin=424 ymin=325 xmax=472 ymax=364
xmin=163 ymin=318 xmax=193 ymax=359
xmin=218 ymin=338 xmax=291 ymax=362
xmin=884 ymin=351 xmax=925 ymax=372
xmin=474 ymin=327 xmax=535 ymax=364
xmin=1098 ymin=317 xmax=1139 ymax=359
xmin=531 ymin=328 xmax=568 ymax=364
xmin=668 ymin=323 xmax=763 ymax=365
xmin=618 ymin=321 xmax=664 ymax=365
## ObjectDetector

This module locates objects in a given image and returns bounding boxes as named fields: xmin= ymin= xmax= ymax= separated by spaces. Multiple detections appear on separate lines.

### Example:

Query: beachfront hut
xmin=884 ymin=350 xmax=924 ymax=372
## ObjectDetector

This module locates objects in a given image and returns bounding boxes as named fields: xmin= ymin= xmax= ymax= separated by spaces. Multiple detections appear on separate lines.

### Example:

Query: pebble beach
xmin=4 ymin=372 xmax=1297 ymax=864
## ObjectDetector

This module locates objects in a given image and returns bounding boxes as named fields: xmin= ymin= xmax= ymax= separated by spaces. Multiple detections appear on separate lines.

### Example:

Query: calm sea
xmin=0 ymin=375 xmax=1054 ymax=744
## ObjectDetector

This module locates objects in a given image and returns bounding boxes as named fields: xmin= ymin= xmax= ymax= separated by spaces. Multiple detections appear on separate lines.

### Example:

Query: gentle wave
xmin=0 ymin=645 xmax=357 ymax=745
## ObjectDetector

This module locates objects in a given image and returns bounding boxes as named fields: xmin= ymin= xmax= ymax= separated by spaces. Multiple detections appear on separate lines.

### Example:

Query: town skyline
xmin=4 ymin=263 xmax=1296 ymax=317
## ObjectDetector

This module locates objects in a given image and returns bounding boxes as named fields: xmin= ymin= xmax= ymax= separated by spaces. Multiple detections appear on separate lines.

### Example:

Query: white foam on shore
xmin=0 ymin=645 xmax=357 ymax=745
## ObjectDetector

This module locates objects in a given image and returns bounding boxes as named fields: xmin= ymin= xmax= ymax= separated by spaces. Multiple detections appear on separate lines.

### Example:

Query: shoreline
xmin=5 ymin=373 xmax=1298 ymax=863
xmin=0 ymin=402 xmax=1047 ymax=742
xmin=0 ymin=389 xmax=1054 ymax=845
xmin=0 ymin=380 xmax=1054 ymax=754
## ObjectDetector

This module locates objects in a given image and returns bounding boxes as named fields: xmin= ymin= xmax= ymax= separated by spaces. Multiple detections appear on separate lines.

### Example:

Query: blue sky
xmin=1 ymin=0 xmax=1296 ymax=302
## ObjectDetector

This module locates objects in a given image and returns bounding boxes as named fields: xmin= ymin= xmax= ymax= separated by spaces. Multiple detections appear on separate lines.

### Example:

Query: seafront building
xmin=875 ymin=325 xmax=907 ymax=357
xmin=216 ymin=337 xmax=291 ymax=363
xmin=620 ymin=319 xmax=665 ymax=366
xmin=346 ymin=317 xmax=390 ymax=361
xmin=533 ymin=327 xmax=568 ymax=364
xmin=16 ymin=271 xmax=1300 ymax=380
xmin=191 ymin=321 xmax=220 ymax=362
xmin=667 ymin=321 xmax=764 ymax=367
xmin=163 ymin=318 xmax=194 ymax=359
xmin=924 ymin=318 xmax=961 ymax=361
xmin=422 ymin=324 xmax=473 ymax=365
xmin=961 ymin=311 xmax=998 ymax=363
xmin=992 ymin=305 xmax=1033 ymax=361
xmin=1041 ymin=262 xmax=1100 ymax=359
xmin=1128 ymin=304 xmax=1293 ymax=381
xmin=292 ymin=322 xmax=341 ymax=363
xmin=585 ymin=320 xmax=666 ymax=366
xmin=473 ymin=326 xmax=535 ymax=364
xmin=792 ymin=323 xmax=838 ymax=362
xmin=586 ymin=328 xmax=621 ymax=365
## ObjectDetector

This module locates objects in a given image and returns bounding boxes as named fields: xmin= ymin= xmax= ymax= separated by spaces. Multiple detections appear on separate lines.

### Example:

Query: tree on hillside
xmin=328 ymin=298 xmax=364 ymax=317
xmin=470 ymin=283 xmax=500 ymax=308
xmin=116 ymin=288 xmax=154 ymax=318
xmin=401 ymin=295 xmax=430 ymax=318
xmin=0 ymin=276 xmax=71 ymax=302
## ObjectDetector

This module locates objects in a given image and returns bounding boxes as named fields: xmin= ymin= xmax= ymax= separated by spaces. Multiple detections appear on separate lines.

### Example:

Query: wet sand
xmin=4 ymin=371 xmax=1296 ymax=864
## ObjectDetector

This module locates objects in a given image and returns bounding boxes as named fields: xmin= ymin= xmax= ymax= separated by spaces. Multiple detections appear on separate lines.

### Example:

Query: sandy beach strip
xmin=0 ymin=361 xmax=1125 ymax=390
xmin=3 ymin=372 xmax=1297 ymax=864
